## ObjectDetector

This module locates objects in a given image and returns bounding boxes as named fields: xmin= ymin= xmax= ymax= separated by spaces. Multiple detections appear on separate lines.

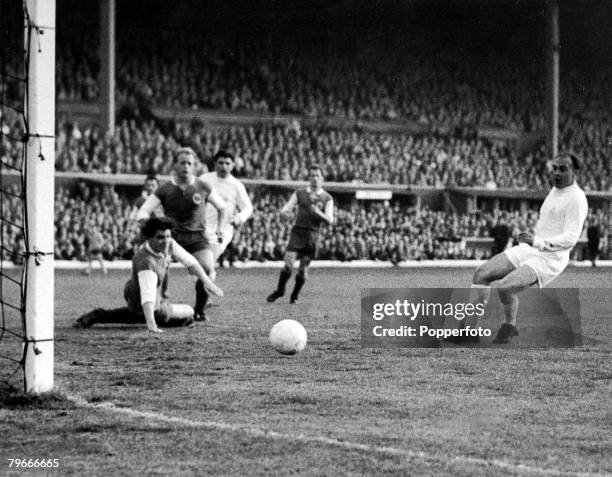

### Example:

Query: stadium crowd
xmin=51 ymin=3 xmax=611 ymax=193
xmin=53 ymin=183 xmax=138 ymax=262
xmin=3 ymin=4 xmax=609 ymax=193
xmin=52 ymin=119 xmax=610 ymax=191
xmin=3 ymin=0 xmax=610 ymax=265
xmin=56 ymin=22 xmax=611 ymax=135
xmin=1 ymin=182 xmax=608 ymax=265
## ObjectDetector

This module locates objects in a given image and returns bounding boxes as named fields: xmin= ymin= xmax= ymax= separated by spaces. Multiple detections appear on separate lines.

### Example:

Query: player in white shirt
xmin=469 ymin=152 xmax=588 ymax=344
xmin=200 ymin=150 xmax=253 ymax=303
xmin=201 ymin=150 xmax=253 ymax=258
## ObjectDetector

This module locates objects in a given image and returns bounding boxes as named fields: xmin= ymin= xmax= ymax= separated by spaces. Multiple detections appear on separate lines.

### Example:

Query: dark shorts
xmin=286 ymin=227 xmax=319 ymax=258
xmin=124 ymin=281 xmax=172 ymax=324
xmin=173 ymin=230 xmax=209 ymax=254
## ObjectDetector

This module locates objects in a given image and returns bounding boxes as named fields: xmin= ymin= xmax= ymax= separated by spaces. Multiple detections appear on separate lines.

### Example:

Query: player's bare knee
xmin=495 ymin=276 xmax=521 ymax=296
xmin=195 ymin=258 xmax=209 ymax=273
xmin=283 ymin=255 xmax=295 ymax=270
xmin=282 ymin=260 xmax=293 ymax=274
xmin=472 ymin=265 xmax=491 ymax=285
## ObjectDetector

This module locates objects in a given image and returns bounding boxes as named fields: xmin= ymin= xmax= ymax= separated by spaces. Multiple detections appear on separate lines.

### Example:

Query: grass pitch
xmin=1 ymin=267 xmax=611 ymax=476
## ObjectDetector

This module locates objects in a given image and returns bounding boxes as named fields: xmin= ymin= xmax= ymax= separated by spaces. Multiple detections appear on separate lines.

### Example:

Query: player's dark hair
xmin=141 ymin=217 xmax=175 ymax=238
xmin=214 ymin=150 xmax=234 ymax=162
xmin=567 ymin=152 xmax=581 ymax=170
xmin=556 ymin=151 xmax=581 ymax=170
xmin=144 ymin=172 xmax=158 ymax=183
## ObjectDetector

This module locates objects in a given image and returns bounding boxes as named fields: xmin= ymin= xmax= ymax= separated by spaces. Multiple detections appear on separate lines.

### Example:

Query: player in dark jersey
xmin=73 ymin=217 xmax=223 ymax=333
xmin=267 ymin=165 xmax=334 ymax=304
xmin=137 ymin=147 xmax=227 ymax=321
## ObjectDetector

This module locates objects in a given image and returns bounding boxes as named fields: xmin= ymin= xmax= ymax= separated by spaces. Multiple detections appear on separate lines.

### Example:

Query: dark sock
xmin=228 ymin=243 xmax=237 ymax=265
xmin=277 ymin=267 xmax=292 ymax=295
xmin=195 ymin=280 xmax=209 ymax=315
xmin=99 ymin=307 xmax=144 ymax=324
xmin=163 ymin=317 xmax=192 ymax=327
xmin=291 ymin=271 xmax=306 ymax=299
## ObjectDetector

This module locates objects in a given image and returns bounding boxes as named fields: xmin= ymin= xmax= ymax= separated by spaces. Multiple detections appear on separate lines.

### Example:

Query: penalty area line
xmin=65 ymin=394 xmax=601 ymax=477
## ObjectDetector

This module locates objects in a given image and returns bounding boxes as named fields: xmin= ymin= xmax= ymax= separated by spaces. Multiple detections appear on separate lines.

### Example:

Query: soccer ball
xmin=269 ymin=319 xmax=307 ymax=355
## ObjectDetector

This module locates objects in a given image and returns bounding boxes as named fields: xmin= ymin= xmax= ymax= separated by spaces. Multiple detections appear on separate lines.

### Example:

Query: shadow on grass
xmin=0 ymin=385 xmax=76 ymax=410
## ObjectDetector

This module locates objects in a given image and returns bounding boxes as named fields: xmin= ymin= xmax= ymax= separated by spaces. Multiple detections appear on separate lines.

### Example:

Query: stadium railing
xmin=2 ymin=169 xmax=610 ymax=203
xmin=57 ymin=100 xmax=539 ymax=145
xmin=1 ymin=169 xmax=608 ymax=267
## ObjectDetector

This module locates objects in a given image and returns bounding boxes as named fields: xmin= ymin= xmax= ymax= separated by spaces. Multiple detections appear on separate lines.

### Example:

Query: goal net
xmin=1 ymin=0 xmax=55 ymax=393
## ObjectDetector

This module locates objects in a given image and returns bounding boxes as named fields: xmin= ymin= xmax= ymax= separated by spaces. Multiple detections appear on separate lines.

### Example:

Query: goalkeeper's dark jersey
xmin=123 ymin=242 xmax=171 ymax=312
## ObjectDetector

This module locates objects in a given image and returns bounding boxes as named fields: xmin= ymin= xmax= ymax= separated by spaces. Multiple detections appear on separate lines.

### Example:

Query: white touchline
xmin=65 ymin=393 xmax=603 ymax=477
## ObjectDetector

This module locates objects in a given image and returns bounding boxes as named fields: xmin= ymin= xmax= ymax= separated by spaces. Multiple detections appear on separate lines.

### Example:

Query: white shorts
xmin=205 ymin=229 xmax=233 ymax=260
xmin=504 ymin=243 xmax=568 ymax=288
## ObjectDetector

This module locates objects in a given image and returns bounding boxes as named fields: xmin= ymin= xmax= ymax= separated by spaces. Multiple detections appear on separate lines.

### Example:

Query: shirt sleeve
xmin=235 ymin=183 xmax=253 ymax=223
xmin=169 ymin=239 xmax=199 ymax=268
xmin=207 ymin=188 xmax=226 ymax=212
xmin=281 ymin=192 xmax=298 ymax=214
xmin=137 ymin=270 xmax=158 ymax=306
xmin=533 ymin=194 xmax=588 ymax=252
xmin=136 ymin=194 xmax=162 ymax=222
xmin=324 ymin=197 xmax=334 ymax=224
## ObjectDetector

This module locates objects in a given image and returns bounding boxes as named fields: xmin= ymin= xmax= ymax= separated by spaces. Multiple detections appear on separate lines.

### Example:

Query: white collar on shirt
xmin=144 ymin=241 xmax=168 ymax=258
xmin=171 ymin=175 xmax=196 ymax=187
xmin=554 ymin=180 xmax=578 ymax=193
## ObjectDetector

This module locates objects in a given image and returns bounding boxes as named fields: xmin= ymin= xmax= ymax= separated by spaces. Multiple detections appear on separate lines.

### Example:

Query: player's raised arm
xmin=136 ymin=194 xmax=162 ymax=223
xmin=280 ymin=192 xmax=298 ymax=220
xmin=169 ymin=239 xmax=224 ymax=297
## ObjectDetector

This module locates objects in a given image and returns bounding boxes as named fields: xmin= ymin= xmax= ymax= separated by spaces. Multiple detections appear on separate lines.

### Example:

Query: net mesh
xmin=1 ymin=0 xmax=31 ymax=391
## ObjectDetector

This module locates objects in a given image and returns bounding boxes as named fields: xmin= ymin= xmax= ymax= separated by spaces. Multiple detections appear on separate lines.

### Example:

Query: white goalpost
xmin=23 ymin=0 xmax=55 ymax=393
